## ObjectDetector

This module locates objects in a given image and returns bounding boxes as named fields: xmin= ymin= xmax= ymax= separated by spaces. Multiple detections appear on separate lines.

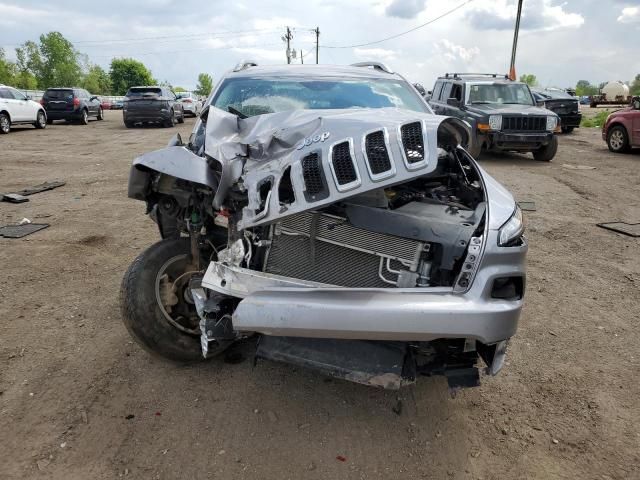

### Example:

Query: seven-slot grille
xmin=301 ymin=152 xmax=324 ymax=196
xmin=365 ymin=131 xmax=392 ymax=174
xmin=502 ymin=116 xmax=546 ymax=132
xmin=400 ymin=122 xmax=425 ymax=164
xmin=331 ymin=141 xmax=358 ymax=186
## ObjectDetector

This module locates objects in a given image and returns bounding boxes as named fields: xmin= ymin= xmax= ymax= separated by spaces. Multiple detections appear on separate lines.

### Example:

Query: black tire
xmin=0 ymin=112 xmax=10 ymax=134
xmin=163 ymin=110 xmax=176 ymax=128
xmin=607 ymin=125 xmax=629 ymax=153
xmin=46 ymin=118 xmax=53 ymax=125
xmin=120 ymin=238 xmax=219 ymax=362
xmin=97 ymin=107 xmax=104 ymax=120
xmin=533 ymin=135 xmax=558 ymax=162
xmin=177 ymin=111 xmax=185 ymax=124
xmin=34 ymin=110 xmax=47 ymax=129
xmin=80 ymin=109 xmax=89 ymax=125
xmin=124 ymin=120 xmax=134 ymax=128
xmin=561 ymin=126 xmax=574 ymax=134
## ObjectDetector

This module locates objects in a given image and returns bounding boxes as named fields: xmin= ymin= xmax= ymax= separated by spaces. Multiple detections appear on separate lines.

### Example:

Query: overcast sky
xmin=1 ymin=0 xmax=639 ymax=90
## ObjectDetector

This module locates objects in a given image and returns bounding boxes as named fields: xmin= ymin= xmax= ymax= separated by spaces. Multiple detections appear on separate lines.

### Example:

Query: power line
xmin=90 ymin=43 xmax=282 ymax=59
xmin=321 ymin=0 xmax=475 ymax=49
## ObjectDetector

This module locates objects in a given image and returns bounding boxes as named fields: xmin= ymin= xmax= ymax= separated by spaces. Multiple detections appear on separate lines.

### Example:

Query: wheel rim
xmin=154 ymin=254 xmax=200 ymax=335
xmin=83 ymin=111 xmax=87 ymax=122
xmin=38 ymin=112 xmax=45 ymax=126
xmin=99 ymin=108 xmax=103 ymax=118
xmin=0 ymin=115 xmax=9 ymax=132
xmin=610 ymin=130 xmax=624 ymax=150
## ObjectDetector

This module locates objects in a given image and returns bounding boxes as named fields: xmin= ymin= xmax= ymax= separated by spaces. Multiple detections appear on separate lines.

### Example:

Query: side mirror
xmin=25 ymin=95 xmax=32 ymax=100
xmin=633 ymin=100 xmax=640 ymax=110
xmin=90 ymin=96 xmax=98 ymax=101
xmin=447 ymin=97 xmax=461 ymax=107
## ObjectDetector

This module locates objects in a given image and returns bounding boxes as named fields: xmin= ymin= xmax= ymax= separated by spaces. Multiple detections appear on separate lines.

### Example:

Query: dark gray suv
xmin=428 ymin=74 xmax=560 ymax=161
xmin=123 ymin=86 xmax=184 ymax=128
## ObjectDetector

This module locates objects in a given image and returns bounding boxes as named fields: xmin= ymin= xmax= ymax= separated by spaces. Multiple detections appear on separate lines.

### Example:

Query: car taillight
xmin=183 ymin=99 xmax=192 ymax=103
xmin=73 ymin=97 xmax=80 ymax=107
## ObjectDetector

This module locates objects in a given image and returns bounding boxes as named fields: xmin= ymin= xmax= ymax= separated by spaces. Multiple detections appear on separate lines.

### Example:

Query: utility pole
xmin=509 ymin=0 xmax=523 ymax=80
xmin=314 ymin=27 xmax=320 ymax=64
xmin=284 ymin=26 xmax=293 ymax=64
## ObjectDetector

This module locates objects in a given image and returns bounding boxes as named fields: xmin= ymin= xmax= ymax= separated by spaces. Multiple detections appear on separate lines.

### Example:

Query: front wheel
xmin=34 ymin=110 xmax=47 ymax=129
xmin=120 ymin=238 xmax=228 ymax=362
xmin=533 ymin=135 xmax=558 ymax=162
xmin=177 ymin=111 xmax=185 ymax=124
xmin=97 ymin=107 xmax=104 ymax=120
xmin=561 ymin=126 xmax=574 ymax=134
xmin=607 ymin=126 xmax=629 ymax=153
xmin=0 ymin=112 xmax=10 ymax=134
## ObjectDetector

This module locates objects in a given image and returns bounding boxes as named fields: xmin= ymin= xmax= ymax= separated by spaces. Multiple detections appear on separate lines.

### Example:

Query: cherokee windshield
xmin=466 ymin=83 xmax=534 ymax=106
xmin=212 ymin=77 xmax=430 ymax=116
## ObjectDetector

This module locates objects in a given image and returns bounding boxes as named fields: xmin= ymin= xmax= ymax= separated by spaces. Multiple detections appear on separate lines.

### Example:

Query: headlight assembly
xmin=498 ymin=206 xmax=524 ymax=246
xmin=546 ymin=115 xmax=558 ymax=131
xmin=489 ymin=114 xmax=502 ymax=130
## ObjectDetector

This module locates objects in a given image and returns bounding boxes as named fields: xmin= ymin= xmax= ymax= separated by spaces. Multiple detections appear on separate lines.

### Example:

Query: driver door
xmin=8 ymin=88 xmax=31 ymax=121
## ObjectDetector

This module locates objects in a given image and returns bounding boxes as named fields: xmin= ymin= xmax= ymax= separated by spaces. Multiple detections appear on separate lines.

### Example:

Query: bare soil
xmin=1 ymin=111 xmax=639 ymax=479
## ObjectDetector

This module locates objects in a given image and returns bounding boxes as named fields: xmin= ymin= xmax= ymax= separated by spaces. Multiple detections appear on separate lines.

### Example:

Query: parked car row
xmin=0 ymin=84 xmax=47 ymax=133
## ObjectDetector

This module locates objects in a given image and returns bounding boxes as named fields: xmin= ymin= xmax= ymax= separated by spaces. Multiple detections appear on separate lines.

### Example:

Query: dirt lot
xmin=1 ymin=110 xmax=639 ymax=479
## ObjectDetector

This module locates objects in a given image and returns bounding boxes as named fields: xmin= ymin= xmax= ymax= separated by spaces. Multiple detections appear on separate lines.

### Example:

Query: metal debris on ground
xmin=0 ymin=223 xmax=49 ymax=238
xmin=596 ymin=222 xmax=640 ymax=238
xmin=1 ymin=193 xmax=29 ymax=203
xmin=10 ymin=180 xmax=66 ymax=197
xmin=562 ymin=164 xmax=596 ymax=170
xmin=518 ymin=201 xmax=537 ymax=211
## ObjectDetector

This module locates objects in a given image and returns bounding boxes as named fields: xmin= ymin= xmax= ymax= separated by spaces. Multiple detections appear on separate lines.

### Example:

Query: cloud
xmin=231 ymin=47 xmax=285 ymax=62
xmin=353 ymin=47 xmax=397 ymax=60
xmin=466 ymin=0 xmax=584 ymax=31
xmin=617 ymin=7 xmax=640 ymax=23
xmin=385 ymin=0 xmax=426 ymax=19
xmin=434 ymin=39 xmax=479 ymax=63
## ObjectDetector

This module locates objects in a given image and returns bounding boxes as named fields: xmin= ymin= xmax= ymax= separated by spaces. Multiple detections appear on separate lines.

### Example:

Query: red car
xmin=603 ymin=97 xmax=640 ymax=152
xmin=100 ymin=99 xmax=112 ymax=110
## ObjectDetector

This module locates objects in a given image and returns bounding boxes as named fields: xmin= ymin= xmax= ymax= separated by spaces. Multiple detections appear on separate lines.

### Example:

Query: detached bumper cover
xmin=558 ymin=114 xmax=582 ymax=128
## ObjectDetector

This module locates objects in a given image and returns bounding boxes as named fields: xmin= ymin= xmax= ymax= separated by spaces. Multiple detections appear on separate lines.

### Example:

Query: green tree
xmin=83 ymin=65 xmax=111 ymax=95
xmin=16 ymin=32 xmax=82 ymax=88
xmin=519 ymin=74 xmax=537 ymax=86
xmin=109 ymin=58 xmax=155 ymax=95
xmin=575 ymin=80 xmax=598 ymax=96
xmin=0 ymin=48 xmax=18 ymax=85
xmin=173 ymin=86 xmax=187 ymax=92
xmin=630 ymin=74 xmax=640 ymax=96
xmin=194 ymin=73 xmax=213 ymax=97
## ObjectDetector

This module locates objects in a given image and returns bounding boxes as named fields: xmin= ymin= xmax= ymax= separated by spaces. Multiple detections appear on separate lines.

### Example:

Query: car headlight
xmin=546 ymin=115 xmax=558 ymax=131
xmin=489 ymin=114 xmax=502 ymax=130
xmin=498 ymin=206 xmax=524 ymax=246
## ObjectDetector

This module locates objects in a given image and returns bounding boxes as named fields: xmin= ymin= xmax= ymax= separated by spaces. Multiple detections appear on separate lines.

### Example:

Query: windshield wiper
xmin=227 ymin=106 xmax=247 ymax=119
xmin=502 ymin=102 xmax=531 ymax=105
xmin=470 ymin=101 xmax=492 ymax=104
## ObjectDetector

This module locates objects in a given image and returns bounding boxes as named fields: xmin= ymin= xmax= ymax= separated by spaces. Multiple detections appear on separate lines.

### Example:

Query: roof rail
xmin=233 ymin=60 xmax=258 ymax=72
xmin=443 ymin=73 xmax=509 ymax=79
xmin=351 ymin=62 xmax=394 ymax=74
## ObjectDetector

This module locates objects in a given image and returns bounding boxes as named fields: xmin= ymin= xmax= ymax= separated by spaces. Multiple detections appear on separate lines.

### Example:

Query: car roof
xmin=225 ymin=64 xmax=403 ymax=80
xmin=436 ymin=74 xmax=517 ymax=84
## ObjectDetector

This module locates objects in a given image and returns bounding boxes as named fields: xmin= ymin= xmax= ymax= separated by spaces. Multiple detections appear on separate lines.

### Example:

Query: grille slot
xmin=330 ymin=141 xmax=358 ymax=186
xmin=502 ymin=116 xmax=546 ymax=131
xmin=400 ymin=122 xmax=425 ymax=166
xmin=301 ymin=152 xmax=324 ymax=198
xmin=365 ymin=131 xmax=392 ymax=175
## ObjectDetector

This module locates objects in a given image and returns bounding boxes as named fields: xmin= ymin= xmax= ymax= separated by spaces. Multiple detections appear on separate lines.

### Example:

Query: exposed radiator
xmin=264 ymin=211 xmax=425 ymax=288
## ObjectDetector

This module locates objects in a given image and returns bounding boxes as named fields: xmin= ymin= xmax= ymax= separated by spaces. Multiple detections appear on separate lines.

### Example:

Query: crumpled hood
xmin=202 ymin=106 xmax=463 ymax=229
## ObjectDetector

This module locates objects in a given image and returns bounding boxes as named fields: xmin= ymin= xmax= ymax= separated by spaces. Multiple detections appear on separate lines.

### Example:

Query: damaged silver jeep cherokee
xmin=122 ymin=62 xmax=527 ymax=390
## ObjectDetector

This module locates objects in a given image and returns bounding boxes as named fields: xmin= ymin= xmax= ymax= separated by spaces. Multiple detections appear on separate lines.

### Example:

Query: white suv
xmin=0 ymin=85 xmax=47 ymax=134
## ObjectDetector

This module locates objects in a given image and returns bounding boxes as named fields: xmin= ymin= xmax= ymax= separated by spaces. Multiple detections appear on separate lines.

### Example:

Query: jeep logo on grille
xmin=296 ymin=131 xmax=331 ymax=150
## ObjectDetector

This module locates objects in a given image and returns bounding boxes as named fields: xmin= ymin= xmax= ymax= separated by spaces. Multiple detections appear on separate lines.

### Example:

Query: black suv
xmin=531 ymin=88 xmax=581 ymax=133
xmin=41 ymin=88 xmax=103 ymax=125
xmin=428 ymin=74 xmax=559 ymax=161
xmin=122 ymin=86 xmax=184 ymax=128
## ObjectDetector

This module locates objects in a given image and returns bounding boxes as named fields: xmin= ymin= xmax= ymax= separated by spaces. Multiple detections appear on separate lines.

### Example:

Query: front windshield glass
xmin=467 ymin=83 xmax=534 ymax=106
xmin=212 ymin=77 xmax=430 ymax=117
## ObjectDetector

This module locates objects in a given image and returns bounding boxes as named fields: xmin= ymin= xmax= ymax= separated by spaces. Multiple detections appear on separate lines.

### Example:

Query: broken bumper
xmin=202 ymin=231 xmax=527 ymax=345
xmin=489 ymin=131 xmax=554 ymax=150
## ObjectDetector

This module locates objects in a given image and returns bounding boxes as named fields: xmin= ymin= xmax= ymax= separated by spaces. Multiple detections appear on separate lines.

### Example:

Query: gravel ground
xmin=1 ymin=111 xmax=639 ymax=479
